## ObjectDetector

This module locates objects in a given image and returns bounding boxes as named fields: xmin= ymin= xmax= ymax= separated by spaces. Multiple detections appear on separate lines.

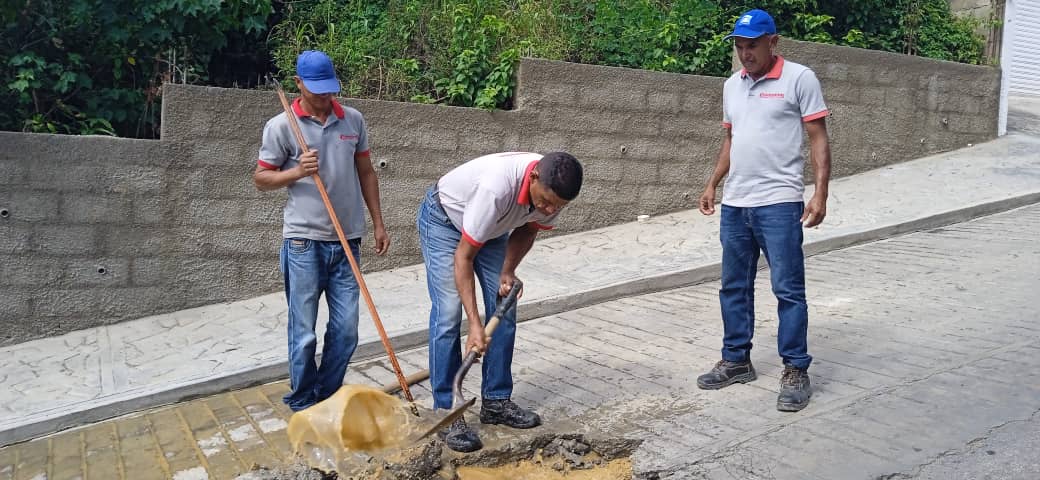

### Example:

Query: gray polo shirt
xmin=721 ymin=56 xmax=828 ymax=207
xmin=258 ymin=98 xmax=370 ymax=241
xmin=436 ymin=152 xmax=559 ymax=247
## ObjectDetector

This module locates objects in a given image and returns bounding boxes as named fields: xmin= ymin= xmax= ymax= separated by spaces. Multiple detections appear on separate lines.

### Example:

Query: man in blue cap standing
xmin=695 ymin=10 xmax=832 ymax=412
xmin=253 ymin=50 xmax=390 ymax=411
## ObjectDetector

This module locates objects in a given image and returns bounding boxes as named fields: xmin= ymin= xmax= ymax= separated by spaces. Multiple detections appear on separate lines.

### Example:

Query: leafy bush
xmin=269 ymin=0 xmax=571 ymax=109
xmin=901 ymin=0 xmax=986 ymax=63
xmin=0 ymin=0 xmax=272 ymax=137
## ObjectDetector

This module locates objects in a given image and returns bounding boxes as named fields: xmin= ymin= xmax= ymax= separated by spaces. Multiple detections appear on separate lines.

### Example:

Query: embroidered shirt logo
xmin=340 ymin=134 xmax=358 ymax=141
xmin=759 ymin=92 xmax=785 ymax=99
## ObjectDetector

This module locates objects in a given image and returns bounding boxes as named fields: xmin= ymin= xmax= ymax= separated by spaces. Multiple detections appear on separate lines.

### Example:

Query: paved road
xmin=1 ymin=204 xmax=1037 ymax=479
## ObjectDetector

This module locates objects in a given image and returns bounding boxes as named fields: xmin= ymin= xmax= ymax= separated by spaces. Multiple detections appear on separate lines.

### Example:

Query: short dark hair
xmin=537 ymin=152 xmax=583 ymax=201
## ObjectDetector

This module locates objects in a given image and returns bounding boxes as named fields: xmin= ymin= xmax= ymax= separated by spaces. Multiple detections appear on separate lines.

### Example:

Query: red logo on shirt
xmin=759 ymin=92 xmax=785 ymax=99
xmin=340 ymin=134 xmax=358 ymax=141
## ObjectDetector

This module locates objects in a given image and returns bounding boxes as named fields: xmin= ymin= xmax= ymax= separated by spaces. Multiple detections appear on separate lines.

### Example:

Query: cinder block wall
xmin=0 ymin=135 xmax=171 ymax=341
xmin=0 ymin=39 xmax=1000 ymax=345
xmin=780 ymin=39 xmax=999 ymax=178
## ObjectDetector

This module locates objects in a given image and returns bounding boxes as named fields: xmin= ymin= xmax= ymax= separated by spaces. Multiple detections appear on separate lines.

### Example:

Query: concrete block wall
xmin=779 ymin=39 xmax=1000 ymax=179
xmin=513 ymin=59 xmax=726 ymax=234
xmin=0 ymin=39 xmax=1000 ymax=345
xmin=0 ymin=134 xmax=170 ymax=343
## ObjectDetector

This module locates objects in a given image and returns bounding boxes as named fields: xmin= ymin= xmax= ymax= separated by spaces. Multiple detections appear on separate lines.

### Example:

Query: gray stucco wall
xmin=0 ymin=39 xmax=999 ymax=345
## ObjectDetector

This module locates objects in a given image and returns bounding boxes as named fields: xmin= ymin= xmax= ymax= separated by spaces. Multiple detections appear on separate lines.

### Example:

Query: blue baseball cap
xmin=296 ymin=50 xmax=340 ymax=94
xmin=725 ymin=9 xmax=777 ymax=40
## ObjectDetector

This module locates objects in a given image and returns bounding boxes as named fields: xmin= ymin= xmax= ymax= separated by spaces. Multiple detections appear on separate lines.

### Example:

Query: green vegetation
xmin=1 ymin=0 xmax=273 ymax=137
xmin=2 ymin=0 xmax=987 ymax=137
xmin=267 ymin=0 xmax=987 ymax=110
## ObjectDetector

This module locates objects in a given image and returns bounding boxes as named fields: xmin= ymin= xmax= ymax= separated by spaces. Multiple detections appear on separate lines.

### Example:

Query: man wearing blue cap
xmin=695 ymin=9 xmax=832 ymax=412
xmin=253 ymin=50 xmax=390 ymax=411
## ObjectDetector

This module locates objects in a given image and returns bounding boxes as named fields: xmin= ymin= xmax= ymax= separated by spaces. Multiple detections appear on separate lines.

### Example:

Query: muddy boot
xmin=777 ymin=365 xmax=812 ymax=412
xmin=696 ymin=360 xmax=757 ymax=390
xmin=437 ymin=417 xmax=482 ymax=453
xmin=480 ymin=399 xmax=542 ymax=429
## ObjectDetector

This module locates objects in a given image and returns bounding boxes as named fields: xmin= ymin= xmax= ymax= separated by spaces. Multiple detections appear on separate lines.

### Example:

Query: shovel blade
xmin=412 ymin=397 xmax=476 ymax=443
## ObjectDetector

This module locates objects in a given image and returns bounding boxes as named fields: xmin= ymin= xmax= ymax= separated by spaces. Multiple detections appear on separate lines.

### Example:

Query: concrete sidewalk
xmin=3 ymin=132 xmax=1040 ymax=447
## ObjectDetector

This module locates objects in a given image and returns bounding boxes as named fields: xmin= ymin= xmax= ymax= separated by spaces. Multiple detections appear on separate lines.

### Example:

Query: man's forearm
xmin=706 ymin=136 xmax=732 ymax=189
xmin=254 ymin=167 xmax=304 ymax=191
xmin=810 ymin=137 xmax=831 ymax=197
xmin=358 ymin=168 xmax=386 ymax=228
xmin=454 ymin=253 xmax=482 ymax=324
xmin=502 ymin=225 xmax=538 ymax=275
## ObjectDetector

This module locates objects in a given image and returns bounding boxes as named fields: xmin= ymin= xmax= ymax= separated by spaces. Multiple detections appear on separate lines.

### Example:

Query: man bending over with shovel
xmin=417 ymin=152 xmax=583 ymax=452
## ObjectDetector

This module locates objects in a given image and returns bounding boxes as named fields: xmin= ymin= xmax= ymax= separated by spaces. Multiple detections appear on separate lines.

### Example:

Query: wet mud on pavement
xmin=238 ymin=433 xmax=640 ymax=480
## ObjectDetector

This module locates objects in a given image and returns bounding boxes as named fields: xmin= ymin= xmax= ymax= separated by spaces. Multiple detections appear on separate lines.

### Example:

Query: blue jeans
xmin=280 ymin=237 xmax=362 ymax=411
xmin=417 ymin=186 xmax=517 ymax=410
xmin=719 ymin=202 xmax=811 ymax=370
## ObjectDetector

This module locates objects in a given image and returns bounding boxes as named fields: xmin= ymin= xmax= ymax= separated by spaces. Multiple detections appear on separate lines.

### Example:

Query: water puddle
xmin=245 ymin=433 xmax=637 ymax=479
xmin=456 ymin=459 xmax=632 ymax=479
xmin=456 ymin=438 xmax=633 ymax=479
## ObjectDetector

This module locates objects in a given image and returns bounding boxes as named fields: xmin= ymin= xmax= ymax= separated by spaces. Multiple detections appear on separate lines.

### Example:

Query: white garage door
xmin=1008 ymin=0 xmax=1040 ymax=96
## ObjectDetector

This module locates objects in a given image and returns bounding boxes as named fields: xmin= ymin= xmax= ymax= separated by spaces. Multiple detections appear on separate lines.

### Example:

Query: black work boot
xmin=437 ymin=417 xmax=482 ymax=453
xmin=696 ymin=360 xmax=757 ymax=390
xmin=777 ymin=365 xmax=812 ymax=412
xmin=480 ymin=399 xmax=542 ymax=429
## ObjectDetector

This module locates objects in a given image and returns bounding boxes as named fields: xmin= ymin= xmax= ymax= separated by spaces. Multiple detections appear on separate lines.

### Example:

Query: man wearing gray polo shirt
xmin=417 ymin=151 xmax=583 ymax=452
xmin=695 ymin=9 xmax=832 ymax=412
xmin=253 ymin=50 xmax=390 ymax=412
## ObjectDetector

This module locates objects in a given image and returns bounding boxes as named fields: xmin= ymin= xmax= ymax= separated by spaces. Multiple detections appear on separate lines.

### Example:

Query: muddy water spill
xmin=454 ymin=436 xmax=637 ymax=480
xmin=278 ymin=386 xmax=638 ymax=480
xmin=456 ymin=458 xmax=632 ymax=479
xmin=287 ymin=385 xmax=420 ymax=475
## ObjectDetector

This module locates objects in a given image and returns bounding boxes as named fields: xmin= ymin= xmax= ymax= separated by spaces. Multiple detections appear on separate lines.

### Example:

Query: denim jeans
xmin=719 ymin=202 xmax=812 ymax=370
xmin=417 ymin=186 xmax=517 ymax=409
xmin=280 ymin=237 xmax=362 ymax=411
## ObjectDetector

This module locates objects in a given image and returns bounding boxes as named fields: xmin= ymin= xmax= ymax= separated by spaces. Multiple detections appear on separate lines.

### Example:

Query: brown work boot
xmin=696 ymin=360 xmax=757 ymax=389
xmin=777 ymin=365 xmax=812 ymax=412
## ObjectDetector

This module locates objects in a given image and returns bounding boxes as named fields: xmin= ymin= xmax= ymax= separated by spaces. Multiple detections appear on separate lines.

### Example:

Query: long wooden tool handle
xmin=273 ymin=85 xmax=417 ymax=411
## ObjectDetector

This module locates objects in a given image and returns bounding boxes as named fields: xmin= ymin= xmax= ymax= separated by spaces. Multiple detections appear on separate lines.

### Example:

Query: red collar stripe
xmin=292 ymin=97 xmax=345 ymax=119
xmin=517 ymin=161 xmax=539 ymax=205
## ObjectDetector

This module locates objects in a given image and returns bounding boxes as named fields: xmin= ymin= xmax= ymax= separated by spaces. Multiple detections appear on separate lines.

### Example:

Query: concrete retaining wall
xmin=0 ymin=39 xmax=1000 ymax=345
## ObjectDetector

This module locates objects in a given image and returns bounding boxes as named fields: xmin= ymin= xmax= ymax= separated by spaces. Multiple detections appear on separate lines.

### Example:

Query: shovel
xmin=413 ymin=279 xmax=523 ymax=442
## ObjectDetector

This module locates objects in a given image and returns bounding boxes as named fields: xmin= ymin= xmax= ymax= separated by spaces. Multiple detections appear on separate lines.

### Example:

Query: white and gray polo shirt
xmin=436 ymin=152 xmax=559 ymax=247
xmin=258 ymin=98 xmax=370 ymax=241
xmin=721 ymin=56 xmax=828 ymax=207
